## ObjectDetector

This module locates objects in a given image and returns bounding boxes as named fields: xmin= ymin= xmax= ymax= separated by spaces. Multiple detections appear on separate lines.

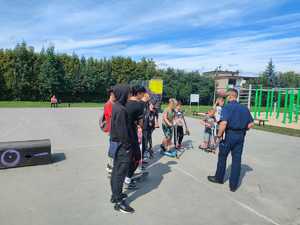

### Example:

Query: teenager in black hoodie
xmin=110 ymin=84 xmax=134 ymax=213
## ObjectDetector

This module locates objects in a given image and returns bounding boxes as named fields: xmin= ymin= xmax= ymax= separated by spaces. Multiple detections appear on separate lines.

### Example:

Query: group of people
xmin=198 ymin=97 xmax=225 ymax=152
xmin=160 ymin=98 xmax=189 ymax=157
xmin=101 ymin=84 xmax=160 ymax=213
xmin=203 ymin=89 xmax=254 ymax=192
xmin=101 ymin=85 xmax=254 ymax=214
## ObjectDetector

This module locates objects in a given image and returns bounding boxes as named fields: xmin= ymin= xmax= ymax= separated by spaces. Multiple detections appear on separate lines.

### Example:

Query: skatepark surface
xmin=0 ymin=108 xmax=299 ymax=225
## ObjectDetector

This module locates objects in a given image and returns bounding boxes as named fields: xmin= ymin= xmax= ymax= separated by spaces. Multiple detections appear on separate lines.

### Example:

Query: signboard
xmin=149 ymin=79 xmax=163 ymax=94
xmin=190 ymin=94 xmax=199 ymax=103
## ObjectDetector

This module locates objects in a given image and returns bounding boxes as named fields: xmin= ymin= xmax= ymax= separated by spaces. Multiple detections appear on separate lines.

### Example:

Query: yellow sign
xmin=149 ymin=79 xmax=163 ymax=94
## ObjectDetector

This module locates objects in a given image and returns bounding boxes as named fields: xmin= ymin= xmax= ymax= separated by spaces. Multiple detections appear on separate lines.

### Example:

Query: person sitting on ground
xmin=199 ymin=108 xmax=216 ymax=151
xmin=174 ymin=101 xmax=190 ymax=149
xmin=161 ymin=98 xmax=177 ymax=152
xmin=50 ymin=95 xmax=58 ymax=108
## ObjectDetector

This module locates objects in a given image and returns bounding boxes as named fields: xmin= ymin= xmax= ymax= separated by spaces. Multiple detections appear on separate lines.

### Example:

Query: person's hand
xmin=185 ymin=130 xmax=190 ymax=135
xmin=215 ymin=136 xmax=222 ymax=145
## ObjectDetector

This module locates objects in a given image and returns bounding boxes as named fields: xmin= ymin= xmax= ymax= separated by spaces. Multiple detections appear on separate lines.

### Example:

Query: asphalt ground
xmin=0 ymin=108 xmax=299 ymax=225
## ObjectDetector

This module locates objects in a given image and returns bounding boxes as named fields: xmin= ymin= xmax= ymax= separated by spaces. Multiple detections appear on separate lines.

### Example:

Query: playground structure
xmin=215 ymin=85 xmax=300 ymax=129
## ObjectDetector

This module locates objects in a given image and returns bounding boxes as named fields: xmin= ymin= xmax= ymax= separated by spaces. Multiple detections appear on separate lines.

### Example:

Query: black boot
xmin=207 ymin=176 xmax=224 ymax=184
xmin=114 ymin=200 xmax=135 ymax=214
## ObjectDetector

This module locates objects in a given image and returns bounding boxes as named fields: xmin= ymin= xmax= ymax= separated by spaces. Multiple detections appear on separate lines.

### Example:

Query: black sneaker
xmin=207 ymin=176 xmax=224 ymax=184
xmin=124 ymin=181 xmax=138 ymax=190
xmin=110 ymin=193 xmax=128 ymax=203
xmin=230 ymin=186 xmax=238 ymax=192
xmin=114 ymin=200 xmax=135 ymax=214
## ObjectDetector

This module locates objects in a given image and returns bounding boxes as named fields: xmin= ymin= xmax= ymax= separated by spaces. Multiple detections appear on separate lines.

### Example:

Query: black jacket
xmin=110 ymin=85 xmax=131 ymax=145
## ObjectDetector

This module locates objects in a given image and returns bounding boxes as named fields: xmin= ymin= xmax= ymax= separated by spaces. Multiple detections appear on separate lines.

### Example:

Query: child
xmin=161 ymin=98 xmax=177 ymax=152
xmin=174 ymin=101 xmax=189 ymax=149
xmin=214 ymin=97 xmax=225 ymax=123
xmin=142 ymin=101 xmax=157 ymax=158
xmin=199 ymin=109 xmax=216 ymax=152
xmin=214 ymin=97 xmax=225 ymax=137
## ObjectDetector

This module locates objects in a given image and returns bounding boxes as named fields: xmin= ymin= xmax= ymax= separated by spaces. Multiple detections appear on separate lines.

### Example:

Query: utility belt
xmin=226 ymin=128 xmax=246 ymax=134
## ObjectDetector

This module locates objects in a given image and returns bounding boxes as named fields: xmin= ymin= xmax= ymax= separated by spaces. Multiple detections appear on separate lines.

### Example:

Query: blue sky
xmin=1 ymin=0 xmax=300 ymax=73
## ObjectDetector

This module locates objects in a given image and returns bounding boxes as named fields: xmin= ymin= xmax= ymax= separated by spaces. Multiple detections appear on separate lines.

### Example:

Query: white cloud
xmin=38 ymin=36 xmax=132 ymax=51
xmin=115 ymin=33 xmax=300 ymax=73
xmin=0 ymin=0 xmax=299 ymax=73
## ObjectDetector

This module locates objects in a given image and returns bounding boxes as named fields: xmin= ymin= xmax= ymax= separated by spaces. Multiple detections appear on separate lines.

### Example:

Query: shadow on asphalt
xmin=126 ymin=140 xmax=195 ymax=203
xmin=127 ymin=161 xmax=177 ymax=204
xmin=51 ymin=152 xmax=66 ymax=164
xmin=126 ymin=144 xmax=179 ymax=203
xmin=224 ymin=164 xmax=253 ymax=188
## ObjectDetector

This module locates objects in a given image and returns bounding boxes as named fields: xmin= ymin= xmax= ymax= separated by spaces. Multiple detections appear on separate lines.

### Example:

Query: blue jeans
xmin=215 ymin=132 xmax=245 ymax=189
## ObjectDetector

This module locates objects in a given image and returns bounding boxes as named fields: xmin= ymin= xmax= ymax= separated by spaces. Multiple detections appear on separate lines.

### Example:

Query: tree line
xmin=249 ymin=59 xmax=300 ymax=88
xmin=0 ymin=43 xmax=298 ymax=104
xmin=0 ymin=42 xmax=214 ymax=104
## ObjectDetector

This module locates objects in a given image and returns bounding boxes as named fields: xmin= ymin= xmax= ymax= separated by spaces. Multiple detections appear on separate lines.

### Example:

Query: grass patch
xmin=1 ymin=101 xmax=299 ymax=137
xmin=0 ymin=101 xmax=103 ymax=108
xmin=252 ymin=124 xmax=300 ymax=137
xmin=174 ymin=104 xmax=300 ymax=138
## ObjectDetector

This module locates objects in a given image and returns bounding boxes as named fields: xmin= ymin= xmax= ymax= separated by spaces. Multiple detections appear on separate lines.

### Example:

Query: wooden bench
xmin=255 ymin=119 xmax=268 ymax=126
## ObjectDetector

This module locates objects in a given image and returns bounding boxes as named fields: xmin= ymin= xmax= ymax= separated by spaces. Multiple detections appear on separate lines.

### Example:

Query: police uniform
xmin=215 ymin=100 xmax=253 ymax=190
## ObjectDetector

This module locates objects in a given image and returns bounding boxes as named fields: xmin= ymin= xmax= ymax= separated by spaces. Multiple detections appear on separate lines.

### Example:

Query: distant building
xmin=204 ymin=70 xmax=257 ymax=106
xmin=204 ymin=70 xmax=255 ymax=90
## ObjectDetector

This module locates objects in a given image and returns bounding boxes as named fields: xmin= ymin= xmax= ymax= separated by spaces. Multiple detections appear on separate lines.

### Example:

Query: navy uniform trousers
xmin=215 ymin=131 xmax=245 ymax=190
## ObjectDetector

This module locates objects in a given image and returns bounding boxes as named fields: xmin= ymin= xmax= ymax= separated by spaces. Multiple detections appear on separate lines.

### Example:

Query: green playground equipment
xmin=215 ymin=85 xmax=299 ymax=125
xmin=296 ymin=89 xmax=300 ymax=122
xmin=251 ymin=86 xmax=300 ymax=124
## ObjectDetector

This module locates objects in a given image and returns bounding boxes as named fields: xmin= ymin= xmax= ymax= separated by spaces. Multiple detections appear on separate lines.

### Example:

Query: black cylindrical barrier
xmin=0 ymin=139 xmax=52 ymax=169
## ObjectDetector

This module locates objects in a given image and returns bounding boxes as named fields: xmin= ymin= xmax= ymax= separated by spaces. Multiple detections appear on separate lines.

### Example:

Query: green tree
xmin=39 ymin=46 xmax=65 ymax=100
xmin=262 ymin=59 xmax=277 ymax=87
xmin=278 ymin=71 xmax=300 ymax=88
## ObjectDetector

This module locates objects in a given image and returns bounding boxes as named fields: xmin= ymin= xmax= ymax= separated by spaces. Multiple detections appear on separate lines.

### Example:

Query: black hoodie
xmin=110 ymin=85 xmax=131 ymax=145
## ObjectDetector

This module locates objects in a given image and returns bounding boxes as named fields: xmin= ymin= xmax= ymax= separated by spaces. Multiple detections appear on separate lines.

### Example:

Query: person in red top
xmin=103 ymin=89 xmax=116 ymax=173
xmin=50 ymin=95 xmax=58 ymax=108
xmin=103 ymin=90 xmax=115 ymax=133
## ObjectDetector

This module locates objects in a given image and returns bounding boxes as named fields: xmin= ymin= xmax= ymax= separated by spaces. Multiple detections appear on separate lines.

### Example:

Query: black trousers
xmin=111 ymin=144 xmax=131 ymax=202
xmin=215 ymin=132 xmax=245 ymax=190
xmin=175 ymin=126 xmax=184 ymax=145
xmin=142 ymin=129 xmax=153 ymax=156
xmin=127 ymin=143 xmax=141 ymax=178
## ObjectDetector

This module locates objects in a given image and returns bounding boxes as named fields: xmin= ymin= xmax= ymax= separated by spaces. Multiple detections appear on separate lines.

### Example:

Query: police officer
xmin=208 ymin=89 xmax=254 ymax=192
